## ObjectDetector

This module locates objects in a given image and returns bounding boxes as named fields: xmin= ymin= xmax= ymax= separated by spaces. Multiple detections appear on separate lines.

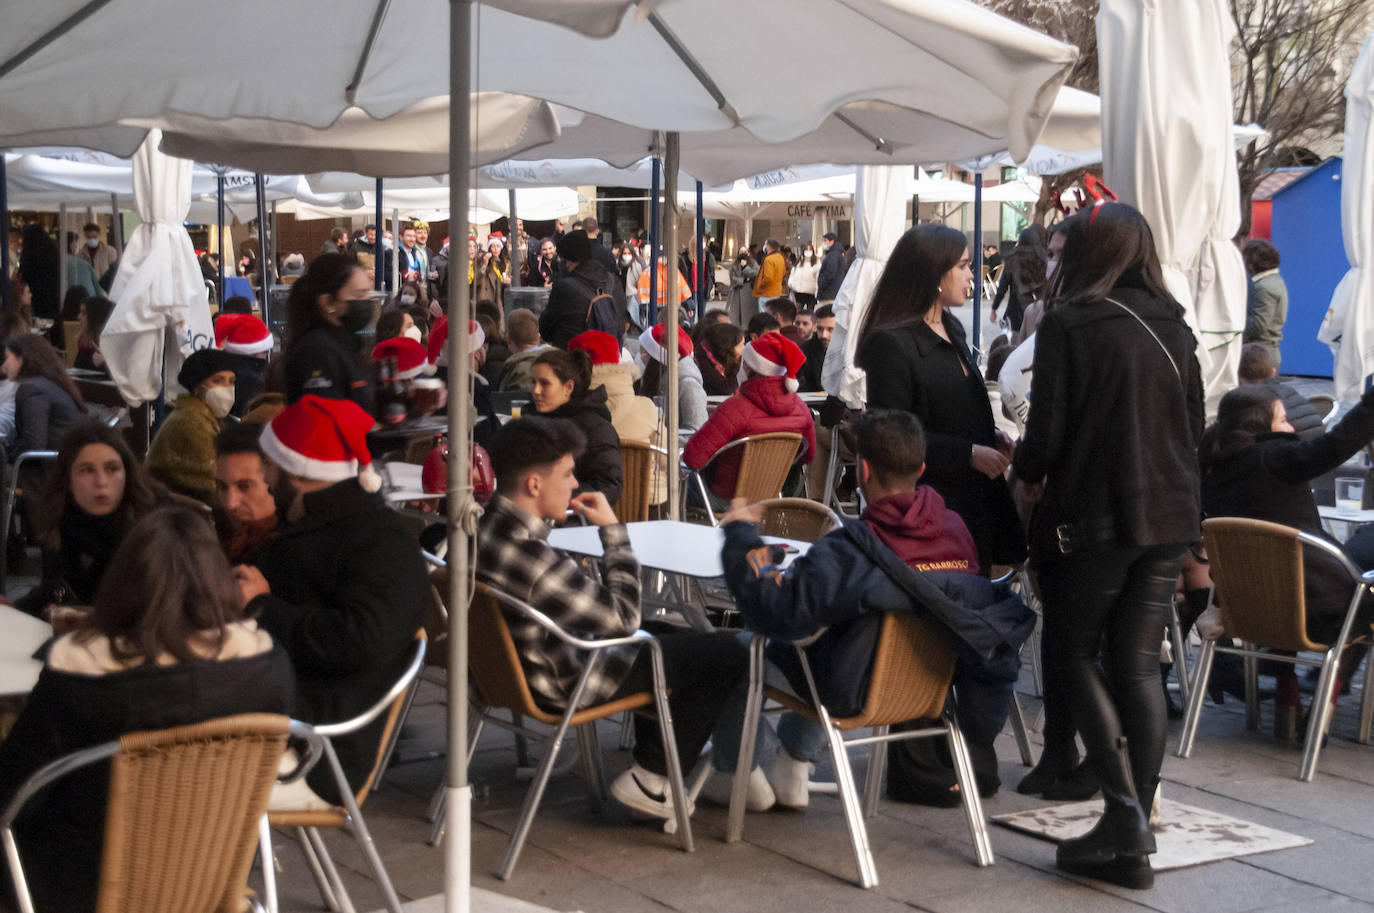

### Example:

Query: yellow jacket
xmin=753 ymin=251 xmax=785 ymax=298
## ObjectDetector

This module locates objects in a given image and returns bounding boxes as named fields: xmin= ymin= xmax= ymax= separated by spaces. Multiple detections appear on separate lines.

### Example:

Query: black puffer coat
xmin=540 ymin=385 xmax=624 ymax=505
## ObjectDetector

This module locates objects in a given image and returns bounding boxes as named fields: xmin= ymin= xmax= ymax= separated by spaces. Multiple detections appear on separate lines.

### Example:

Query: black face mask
xmin=340 ymin=298 xmax=373 ymax=333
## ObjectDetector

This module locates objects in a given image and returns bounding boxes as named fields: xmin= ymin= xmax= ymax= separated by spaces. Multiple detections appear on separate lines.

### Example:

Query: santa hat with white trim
xmin=259 ymin=394 xmax=382 ymax=493
xmin=214 ymin=313 xmax=273 ymax=356
xmin=742 ymin=331 xmax=806 ymax=392
xmin=426 ymin=316 xmax=485 ymax=370
xmin=567 ymin=329 xmax=620 ymax=366
xmin=637 ymin=322 xmax=693 ymax=365
xmin=371 ymin=336 xmax=428 ymax=380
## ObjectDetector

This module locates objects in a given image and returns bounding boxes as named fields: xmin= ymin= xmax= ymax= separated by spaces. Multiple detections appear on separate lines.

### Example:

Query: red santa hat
xmin=426 ymin=316 xmax=485 ymax=370
xmin=214 ymin=313 xmax=273 ymax=356
xmin=567 ymin=330 xmax=620 ymax=366
xmin=742 ymin=331 xmax=806 ymax=393
xmin=259 ymin=394 xmax=382 ymax=493
xmin=371 ymin=336 xmax=428 ymax=380
xmin=637 ymin=322 xmax=693 ymax=365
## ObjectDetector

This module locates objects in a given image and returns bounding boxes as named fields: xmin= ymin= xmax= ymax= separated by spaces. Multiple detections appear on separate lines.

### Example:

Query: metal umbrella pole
xmin=648 ymin=156 xmax=661 ymax=326
xmin=58 ymin=203 xmax=68 ymax=301
xmin=695 ymin=180 xmax=704 ymax=312
xmin=508 ymin=188 xmax=521 ymax=290
xmin=254 ymin=174 xmax=268 ymax=309
xmin=663 ymin=134 xmax=681 ymax=521
xmin=216 ymin=172 xmax=225 ymax=307
xmin=374 ymin=177 xmax=384 ymax=292
xmin=972 ymin=171 xmax=983 ymax=353
xmin=0 ymin=155 xmax=9 ymax=313
xmin=109 ymin=193 xmax=122 ymax=256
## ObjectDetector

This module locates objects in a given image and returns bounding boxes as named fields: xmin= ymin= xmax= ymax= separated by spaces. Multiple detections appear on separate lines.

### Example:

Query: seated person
xmin=238 ymin=395 xmax=426 ymax=805
xmin=796 ymin=303 xmax=834 ymax=394
xmin=214 ymin=312 xmax=274 ymax=417
xmin=764 ymin=297 xmax=804 ymax=346
xmin=497 ymin=308 xmax=550 ymax=392
xmin=14 ymin=422 xmax=164 ymax=619
xmin=146 ymin=348 xmax=238 ymax=504
xmin=1236 ymin=342 xmax=1323 ymax=442
xmin=477 ymin=418 xmax=751 ymax=818
xmin=214 ymin=422 xmax=278 ymax=565
xmin=683 ymin=332 xmax=815 ymax=511
xmin=72 ymin=295 xmax=115 ymax=375
xmin=745 ymin=311 xmax=780 ymax=343
xmin=530 ymin=348 xmax=624 ymax=506
xmin=0 ymin=506 xmax=292 ymax=913
xmin=636 ymin=323 xmax=708 ymax=431
xmin=220 ymin=294 xmax=255 ymax=315
xmin=717 ymin=410 xmax=1034 ymax=806
xmin=426 ymin=316 xmax=499 ymax=448
xmin=693 ymin=321 xmax=745 ymax=397
xmin=4 ymin=334 xmax=86 ymax=463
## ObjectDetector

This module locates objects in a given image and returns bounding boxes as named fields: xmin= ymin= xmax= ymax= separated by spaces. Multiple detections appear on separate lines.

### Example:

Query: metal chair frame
xmin=686 ymin=432 xmax=805 ymax=527
xmin=1177 ymin=518 xmax=1374 ymax=782
xmin=260 ymin=636 xmax=426 ymax=913
xmin=0 ymin=450 xmax=57 ymax=589
xmin=821 ymin=423 xmax=860 ymax=518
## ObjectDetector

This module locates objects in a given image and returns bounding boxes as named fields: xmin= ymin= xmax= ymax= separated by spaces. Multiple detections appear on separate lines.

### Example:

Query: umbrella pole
xmin=391 ymin=207 xmax=401 ymax=294
xmin=254 ymin=174 xmax=268 ymax=311
xmin=375 ymin=178 xmax=384 ymax=292
xmin=649 ymin=157 xmax=661 ymax=326
xmin=59 ymin=203 xmax=69 ymax=303
xmin=110 ymin=193 xmax=122 ymax=257
xmin=664 ymin=134 xmax=681 ymax=521
xmin=217 ymin=174 xmax=225 ymax=308
xmin=0 ymin=155 xmax=9 ymax=313
xmin=972 ymin=172 xmax=983 ymax=353
xmin=695 ymin=181 xmax=704 ymax=312
xmin=270 ymin=200 xmax=279 ymax=285
xmin=446 ymin=2 xmax=474 ymax=913
xmin=508 ymin=189 xmax=521 ymax=290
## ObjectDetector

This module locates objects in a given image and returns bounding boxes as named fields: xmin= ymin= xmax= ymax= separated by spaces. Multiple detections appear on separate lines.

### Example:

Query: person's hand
xmin=720 ymin=497 xmax=763 ymax=526
xmin=570 ymin=492 xmax=618 ymax=527
xmin=234 ymin=565 xmax=271 ymax=604
xmin=92 ymin=349 xmax=105 ymax=368
xmin=994 ymin=429 xmax=1015 ymax=459
xmin=970 ymin=444 xmax=1011 ymax=479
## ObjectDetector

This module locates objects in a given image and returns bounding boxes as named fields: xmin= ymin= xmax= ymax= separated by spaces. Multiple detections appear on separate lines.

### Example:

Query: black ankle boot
xmin=1017 ymin=751 xmax=1077 ymax=796
xmin=1056 ymin=737 xmax=1155 ymax=887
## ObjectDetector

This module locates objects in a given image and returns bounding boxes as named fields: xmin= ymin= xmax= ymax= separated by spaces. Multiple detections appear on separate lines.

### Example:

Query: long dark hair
xmin=80 ymin=506 xmax=247 ymax=665
xmin=855 ymin=224 xmax=967 ymax=354
xmin=533 ymin=348 xmax=592 ymax=401
xmin=42 ymin=420 xmax=161 ymax=550
xmin=1199 ymin=384 xmax=1282 ymax=473
xmin=1004 ymin=224 xmax=1049 ymax=303
xmin=696 ymin=322 xmax=744 ymax=377
xmin=1056 ymin=203 xmax=1180 ymax=314
xmin=5 ymin=334 xmax=85 ymax=408
xmin=285 ymin=253 xmax=364 ymax=348
xmin=81 ymin=295 xmax=116 ymax=345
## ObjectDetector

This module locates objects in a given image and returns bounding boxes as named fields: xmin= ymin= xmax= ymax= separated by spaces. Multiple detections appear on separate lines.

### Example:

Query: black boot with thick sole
xmin=1056 ymin=737 xmax=1156 ymax=889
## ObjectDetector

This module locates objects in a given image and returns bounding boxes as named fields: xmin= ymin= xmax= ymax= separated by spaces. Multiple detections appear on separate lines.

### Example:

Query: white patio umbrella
xmin=1320 ymin=32 xmax=1374 ymax=399
xmin=101 ymin=130 xmax=213 ymax=404
xmin=1097 ymin=0 xmax=1248 ymax=406
xmin=287 ymin=183 xmax=582 ymax=224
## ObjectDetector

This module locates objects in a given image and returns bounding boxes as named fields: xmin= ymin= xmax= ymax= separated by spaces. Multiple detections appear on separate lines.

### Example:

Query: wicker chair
xmin=687 ymin=432 xmax=805 ymax=526
xmin=0 ymin=713 xmax=291 ymax=913
xmin=262 ymin=634 xmax=426 ymax=913
xmin=1177 ymin=518 xmax=1374 ymax=781
xmin=727 ymin=614 xmax=994 ymax=888
xmin=440 ymin=582 xmax=694 ymax=879
xmin=753 ymin=497 xmax=843 ymax=541
xmin=613 ymin=439 xmax=669 ymax=523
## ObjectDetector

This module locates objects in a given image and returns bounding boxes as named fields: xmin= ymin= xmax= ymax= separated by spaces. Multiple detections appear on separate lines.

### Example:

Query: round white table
xmin=547 ymin=519 xmax=809 ymax=578
xmin=0 ymin=605 xmax=53 ymax=696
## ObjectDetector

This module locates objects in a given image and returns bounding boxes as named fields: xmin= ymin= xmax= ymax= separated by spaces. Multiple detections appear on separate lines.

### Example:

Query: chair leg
xmin=1300 ymin=649 xmax=1341 ymax=782
xmin=819 ymin=710 xmax=878 ymax=889
xmin=618 ymin=711 xmax=636 ymax=750
xmin=499 ymin=703 xmax=581 ymax=878
xmin=305 ymin=827 xmax=355 ymax=913
xmin=649 ymin=647 xmax=695 ymax=853
xmin=341 ymin=804 xmax=405 ymax=913
xmin=370 ymin=677 xmax=423 ymax=793
xmin=728 ymin=634 xmax=767 ymax=843
xmin=1007 ymin=693 xmax=1034 ymax=767
xmin=1169 ymin=602 xmax=1191 ymax=709
xmin=0 ymin=474 xmax=18 ymax=591
xmin=1359 ymin=646 xmax=1374 ymax=745
xmin=861 ymin=728 xmax=889 ymax=819
xmin=1244 ymin=643 xmax=1261 ymax=731
xmin=295 ymin=827 xmax=340 ymax=913
xmin=257 ymin=817 xmax=279 ymax=913
xmin=576 ymin=724 xmax=607 ymax=813
xmin=945 ymin=714 xmax=995 ymax=867
xmin=1177 ymin=639 xmax=1216 ymax=759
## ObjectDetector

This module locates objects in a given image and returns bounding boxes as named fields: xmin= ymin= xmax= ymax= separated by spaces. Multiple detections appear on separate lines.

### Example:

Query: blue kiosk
xmin=1269 ymin=157 xmax=1346 ymax=377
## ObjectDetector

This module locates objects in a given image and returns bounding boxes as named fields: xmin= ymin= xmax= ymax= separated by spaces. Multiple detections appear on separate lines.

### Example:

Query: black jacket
xmin=797 ymin=335 xmax=826 ymax=393
xmin=541 ymin=386 xmax=624 ymax=505
xmin=229 ymin=352 xmax=266 ymax=418
xmin=721 ymin=519 xmax=1034 ymax=717
xmin=858 ymin=315 xmax=1025 ymax=570
xmin=1014 ymin=287 xmax=1204 ymax=557
xmin=0 ymin=640 xmax=292 ymax=913
xmin=817 ymin=244 xmax=845 ymax=300
xmin=249 ymin=479 xmax=426 ymax=802
xmin=1269 ymin=378 xmax=1324 ymax=442
xmin=285 ymin=323 xmax=375 ymax=416
xmin=16 ymin=509 xmax=123 ymax=617
xmin=539 ymin=260 xmax=626 ymax=349
xmin=8 ymin=376 xmax=84 ymax=461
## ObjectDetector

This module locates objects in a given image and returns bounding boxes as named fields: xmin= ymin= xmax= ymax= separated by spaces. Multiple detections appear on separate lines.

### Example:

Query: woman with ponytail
xmin=530 ymin=347 xmax=623 ymax=505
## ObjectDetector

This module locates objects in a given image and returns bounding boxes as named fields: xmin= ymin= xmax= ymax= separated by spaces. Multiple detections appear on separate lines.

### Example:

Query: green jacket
xmin=146 ymin=394 xmax=220 ymax=504
xmin=1244 ymin=270 xmax=1287 ymax=361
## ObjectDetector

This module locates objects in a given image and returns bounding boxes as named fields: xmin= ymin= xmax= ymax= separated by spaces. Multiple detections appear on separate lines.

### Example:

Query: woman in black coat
xmin=855 ymin=223 xmax=1025 ymax=575
xmin=990 ymin=225 xmax=1048 ymax=332
xmin=283 ymin=253 xmax=377 ymax=416
xmin=529 ymin=347 xmax=623 ymax=505
xmin=1013 ymin=203 xmax=1204 ymax=889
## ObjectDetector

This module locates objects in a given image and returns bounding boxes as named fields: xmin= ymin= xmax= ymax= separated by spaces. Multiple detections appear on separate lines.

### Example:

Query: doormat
xmin=992 ymin=798 xmax=1312 ymax=871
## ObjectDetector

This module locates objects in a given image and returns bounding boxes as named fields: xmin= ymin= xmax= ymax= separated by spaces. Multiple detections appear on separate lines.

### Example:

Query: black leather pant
xmin=1037 ymin=543 xmax=1187 ymax=795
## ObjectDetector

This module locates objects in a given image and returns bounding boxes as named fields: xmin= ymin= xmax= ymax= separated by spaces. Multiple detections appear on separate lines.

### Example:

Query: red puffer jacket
xmin=684 ymin=375 xmax=816 ymax=498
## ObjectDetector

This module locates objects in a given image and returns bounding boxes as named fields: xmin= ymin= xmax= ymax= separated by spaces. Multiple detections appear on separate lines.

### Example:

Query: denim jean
xmin=710 ymin=633 xmax=827 ymax=771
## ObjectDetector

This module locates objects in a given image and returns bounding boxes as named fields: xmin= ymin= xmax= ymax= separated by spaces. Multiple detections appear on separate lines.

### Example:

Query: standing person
xmin=752 ymin=238 xmax=785 ymax=303
xmin=529 ymin=347 xmax=623 ymax=505
xmin=539 ymin=230 xmax=626 ymax=350
xmin=580 ymin=216 xmax=619 ymax=273
xmin=16 ymin=225 xmax=60 ymax=322
xmin=636 ymin=249 xmax=695 ymax=325
xmin=1243 ymin=238 xmax=1287 ymax=367
xmin=855 ymin=224 xmax=1024 ymax=576
xmin=532 ymin=238 xmax=559 ymax=288
xmin=322 ymin=227 xmax=349 ymax=256
xmin=788 ymin=244 xmax=820 ymax=309
xmin=412 ymin=220 xmax=433 ymax=289
xmin=474 ymin=236 xmax=510 ymax=313
xmin=398 ymin=225 xmax=425 ymax=299
xmin=77 ymin=222 xmax=118 ymax=279
xmin=990 ymin=225 xmax=1048 ymax=333
xmin=817 ymin=232 xmax=845 ymax=302
xmin=282 ymin=253 xmax=375 ymax=416
xmin=727 ymin=249 xmax=759 ymax=326
xmin=1013 ymin=203 xmax=1204 ymax=889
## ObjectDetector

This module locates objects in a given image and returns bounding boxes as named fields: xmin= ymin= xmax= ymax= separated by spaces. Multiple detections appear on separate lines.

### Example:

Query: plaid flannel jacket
xmin=475 ymin=494 xmax=642 ymax=709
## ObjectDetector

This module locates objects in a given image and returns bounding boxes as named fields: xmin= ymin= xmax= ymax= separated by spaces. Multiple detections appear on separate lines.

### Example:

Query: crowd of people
xmin=0 ymin=194 xmax=1367 ymax=906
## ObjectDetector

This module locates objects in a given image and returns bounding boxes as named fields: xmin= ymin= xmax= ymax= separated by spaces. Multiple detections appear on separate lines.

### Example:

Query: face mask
xmin=341 ymin=298 xmax=373 ymax=333
xmin=382 ymin=238 xmax=394 ymax=250
xmin=621 ymin=254 xmax=633 ymax=264
xmin=400 ymin=293 xmax=416 ymax=305
xmin=403 ymin=325 xmax=423 ymax=343
xmin=85 ymin=237 xmax=100 ymax=249
xmin=203 ymin=385 xmax=235 ymax=419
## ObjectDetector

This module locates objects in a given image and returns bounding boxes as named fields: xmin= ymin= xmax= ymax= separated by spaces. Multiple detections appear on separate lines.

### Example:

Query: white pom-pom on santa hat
xmin=636 ymin=323 xmax=693 ymax=365
xmin=741 ymin=331 xmax=806 ymax=393
xmin=259 ymin=394 xmax=382 ymax=493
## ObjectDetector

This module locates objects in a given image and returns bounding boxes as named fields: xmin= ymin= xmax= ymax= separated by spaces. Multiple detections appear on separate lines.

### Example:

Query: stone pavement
xmin=258 ymin=663 xmax=1374 ymax=913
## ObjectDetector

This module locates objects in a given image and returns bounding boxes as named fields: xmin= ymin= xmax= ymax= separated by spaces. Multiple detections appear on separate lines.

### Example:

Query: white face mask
xmin=621 ymin=253 xmax=633 ymax=264
xmin=203 ymin=385 xmax=235 ymax=419
xmin=400 ymin=293 xmax=416 ymax=305
xmin=382 ymin=238 xmax=394 ymax=249
xmin=403 ymin=325 xmax=423 ymax=343
xmin=85 ymin=237 xmax=100 ymax=249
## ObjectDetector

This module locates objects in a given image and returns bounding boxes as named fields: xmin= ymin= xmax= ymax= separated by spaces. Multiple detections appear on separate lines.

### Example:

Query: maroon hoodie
xmin=860 ymin=487 xmax=980 ymax=575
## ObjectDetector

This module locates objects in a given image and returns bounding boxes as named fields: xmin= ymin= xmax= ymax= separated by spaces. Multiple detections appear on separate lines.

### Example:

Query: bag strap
xmin=1104 ymin=296 xmax=1180 ymax=383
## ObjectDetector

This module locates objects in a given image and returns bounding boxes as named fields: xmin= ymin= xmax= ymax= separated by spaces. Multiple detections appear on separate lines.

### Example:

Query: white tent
xmin=1320 ymin=33 xmax=1374 ymax=398
xmin=102 ymin=131 xmax=213 ymax=404
xmin=1098 ymin=0 xmax=1248 ymax=405
xmin=288 ymin=183 xmax=582 ymax=225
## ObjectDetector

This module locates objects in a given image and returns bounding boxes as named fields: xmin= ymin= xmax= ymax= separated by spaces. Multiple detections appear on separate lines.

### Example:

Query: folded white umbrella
xmin=1098 ymin=0 xmax=1248 ymax=406
xmin=1320 ymin=32 xmax=1374 ymax=398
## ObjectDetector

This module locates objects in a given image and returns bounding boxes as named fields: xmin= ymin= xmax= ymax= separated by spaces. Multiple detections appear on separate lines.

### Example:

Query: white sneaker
xmin=767 ymin=752 xmax=813 ymax=809
xmin=610 ymin=765 xmax=694 ymax=819
xmin=700 ymin=766 xmax=776 ymax=811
